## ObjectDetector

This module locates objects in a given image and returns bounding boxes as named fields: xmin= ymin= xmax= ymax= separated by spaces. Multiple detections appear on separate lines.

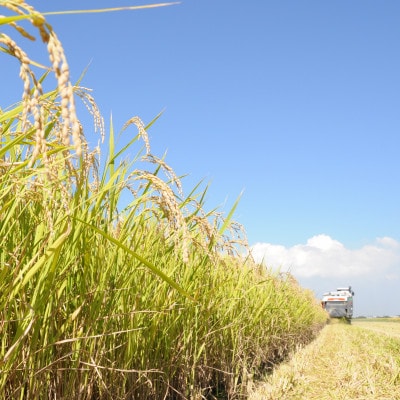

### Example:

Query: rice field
xmin=250 ymin=318 xmax=400 ymax=399
xmin=0 ymin=2 xmax=328 ymax=398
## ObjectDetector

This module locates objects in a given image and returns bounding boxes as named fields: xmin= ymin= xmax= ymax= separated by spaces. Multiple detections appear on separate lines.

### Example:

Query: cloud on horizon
xmin=250 ymin=234 xmax=400 ymax=279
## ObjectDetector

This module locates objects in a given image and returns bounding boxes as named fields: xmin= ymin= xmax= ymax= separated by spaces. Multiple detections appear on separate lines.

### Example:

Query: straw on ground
xmin=250 ymin=319 xmax=400 ymax=400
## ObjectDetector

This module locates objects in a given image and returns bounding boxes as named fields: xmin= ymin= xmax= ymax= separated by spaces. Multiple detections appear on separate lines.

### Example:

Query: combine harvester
xmin=321 ymin=286 xmax=354 ymax=322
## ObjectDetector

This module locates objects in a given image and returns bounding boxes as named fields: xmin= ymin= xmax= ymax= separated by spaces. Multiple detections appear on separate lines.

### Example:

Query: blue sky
xmin=1 ymin=1 xmax=400 ymax=316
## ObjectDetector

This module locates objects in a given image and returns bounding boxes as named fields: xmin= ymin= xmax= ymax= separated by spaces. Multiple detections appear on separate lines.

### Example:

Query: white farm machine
xmin=321 ymin=286 xmax=354 ymax=321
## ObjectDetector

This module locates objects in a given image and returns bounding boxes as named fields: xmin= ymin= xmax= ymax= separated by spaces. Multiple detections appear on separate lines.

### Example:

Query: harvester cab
xmin=321 ymin=286 xmax=354 ymax=321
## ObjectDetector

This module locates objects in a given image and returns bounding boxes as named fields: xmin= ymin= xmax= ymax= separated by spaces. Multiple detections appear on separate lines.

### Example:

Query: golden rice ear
xmin=143 ymin=154 xmax=183 ymax=196
xmin=133 ymin=170 xmax=190 ymax=263
xmin=1 ymin=2 xmax=82 ymax=161
xmin=2 ymin=1 xmax=50 ymax=42
xmin=122 ymin=116 xmax=151 ymax=155
xmin=75 ymin=87 xmax=105 ymax=142
xmin=47 ymin=32 xmax=82 ymax=156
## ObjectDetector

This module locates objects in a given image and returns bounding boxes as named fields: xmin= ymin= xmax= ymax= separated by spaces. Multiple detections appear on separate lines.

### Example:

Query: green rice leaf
xmin=74 ymin=217 xmax=194 ymax=300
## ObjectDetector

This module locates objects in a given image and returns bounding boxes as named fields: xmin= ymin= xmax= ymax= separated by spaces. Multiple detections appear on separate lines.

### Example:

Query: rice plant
xmin=0 ymin=2 xmax=328 ymax=398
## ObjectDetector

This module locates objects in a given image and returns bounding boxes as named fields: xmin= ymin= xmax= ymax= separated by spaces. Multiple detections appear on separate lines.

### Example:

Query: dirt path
xmin=249 ymin=320 xmax=400 ymax=400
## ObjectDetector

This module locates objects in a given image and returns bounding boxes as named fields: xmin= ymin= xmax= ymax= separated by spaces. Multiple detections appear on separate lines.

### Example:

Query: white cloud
xmin=250 ymin=234 xmax=400 ymax=279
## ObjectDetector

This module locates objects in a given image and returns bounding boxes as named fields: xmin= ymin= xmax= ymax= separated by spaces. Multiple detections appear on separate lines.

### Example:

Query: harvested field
xmin=250 ymin=319 xmax=400 ymax=400
xmin=352 ymin=318 xmax=400 ymax=339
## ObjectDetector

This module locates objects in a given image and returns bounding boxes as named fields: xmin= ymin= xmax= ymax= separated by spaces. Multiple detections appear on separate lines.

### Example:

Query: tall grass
xmin=0 ymin=2 xmax=328 ymax=398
